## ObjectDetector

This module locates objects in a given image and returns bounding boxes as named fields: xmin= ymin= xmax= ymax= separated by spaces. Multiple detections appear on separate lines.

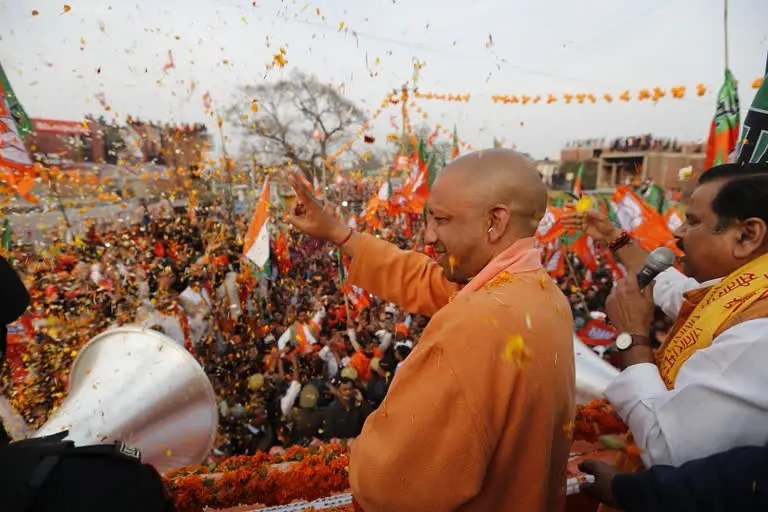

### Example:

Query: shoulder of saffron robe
xmin=349 ymin=271 xmax=576 ymax=511
xmin=425 ymin=268 xmax=575 ymax=439
xmin=346 ymin=233 xmax=460 ymax=317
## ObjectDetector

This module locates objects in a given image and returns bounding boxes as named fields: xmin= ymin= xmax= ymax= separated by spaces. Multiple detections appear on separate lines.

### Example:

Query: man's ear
xmin=733 ymin=218 xmax=768 ymax=260
xmin=488 ymin=205 xmax=511 ymax=242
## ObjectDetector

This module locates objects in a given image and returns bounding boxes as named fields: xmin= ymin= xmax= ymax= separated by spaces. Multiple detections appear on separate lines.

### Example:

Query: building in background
xmin=25 ymin=117 xmax=211 ymax=169
xmin=17 ymin=117 xmax=213 ymax=204
xmin=534 ymin=158 xmax=560 ymax=186
xmin=560 ymin=135 xmax=705 ymax=190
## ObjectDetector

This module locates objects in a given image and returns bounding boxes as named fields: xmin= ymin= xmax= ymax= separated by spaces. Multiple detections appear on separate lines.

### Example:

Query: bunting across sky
xmin=411 ymin=76 xmax=764 ymax=106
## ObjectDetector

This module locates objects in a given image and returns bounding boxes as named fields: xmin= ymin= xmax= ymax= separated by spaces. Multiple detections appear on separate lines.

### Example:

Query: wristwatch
xmin=615 ymin=332 xmax=651 ymax=351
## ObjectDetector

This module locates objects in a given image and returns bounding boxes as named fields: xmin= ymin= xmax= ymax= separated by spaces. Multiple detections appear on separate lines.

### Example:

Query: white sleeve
xmin=312 ymin=307 xmax=326 ymax=325
xmin=376 ymin=330 xmax=393 ymax=352
xmin=90 ymin=264 xmax=102 ymax=284
xmin=652 ymin=267 xmax=701 ymax=320
xmin=319 ymin=346 xmax=340 ymax=378
xmin=280 ymin=380 xmax=302 ymax=418
xmin=318 ymin=345 xmax=332 ymax=361
xmin=604 ymin=319 xmax=768 ymax=467
xmin=347 ymin=327 xmax=361 ymax=352
xmin=277 ymin=328 xmax=292 ymax=352
xmin=224 ymin=273 xmax=242 ymax=318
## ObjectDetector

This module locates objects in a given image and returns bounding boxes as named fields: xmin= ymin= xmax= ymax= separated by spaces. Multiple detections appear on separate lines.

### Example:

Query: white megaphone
xmin=573 ymin=334 xmax=619 ymax=404
xmin=35 ymin=326 xmax=219 ymax=473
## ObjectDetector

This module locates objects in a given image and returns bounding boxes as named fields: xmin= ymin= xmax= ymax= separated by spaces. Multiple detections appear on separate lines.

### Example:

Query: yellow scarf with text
xmin=656 ymin=251 xmax=768 ymax=389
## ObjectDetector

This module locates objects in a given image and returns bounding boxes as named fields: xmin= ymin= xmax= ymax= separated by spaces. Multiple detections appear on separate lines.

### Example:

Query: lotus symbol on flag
xmin=615 ymin=196 xmax=643 ymax=231
xmin=537 ymin=209 xmax=556 ymax=237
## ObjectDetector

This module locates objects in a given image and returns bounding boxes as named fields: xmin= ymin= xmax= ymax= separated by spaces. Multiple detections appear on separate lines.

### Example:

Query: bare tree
xmin=226 ymin=71 xmax=366 ymax=186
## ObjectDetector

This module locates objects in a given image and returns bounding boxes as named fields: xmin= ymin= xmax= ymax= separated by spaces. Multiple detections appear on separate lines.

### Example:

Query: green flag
xmin=704 ymin=69 xmax=740 ymax=169
xmin=1 ymin=218 xmax=11 ymax=251
xmin=736 ymin=54 xmax=768 ymax=165
xmin=427 ymin=149 xmax=440 ymax=189
xmin=641 ymin=183 xmax=665 ymax=213
xmin=416 ymin=136 xmax=429 ymax=165
xmin=551 ymin=195 xmax=568 ymax=208
xmin=0 ymin=62 xmax=34 ymax=136
xmin=598 ymin=196 xmax=621 ymax=228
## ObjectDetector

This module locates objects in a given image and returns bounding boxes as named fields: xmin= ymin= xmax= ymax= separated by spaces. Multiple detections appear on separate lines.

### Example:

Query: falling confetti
xmin=62 ymin=4 xmax=71 ymax=14
xmin=270 ymin=47 xmax=288 ymax=69
xmin=502 ymin=334 xmax=532 ymax=366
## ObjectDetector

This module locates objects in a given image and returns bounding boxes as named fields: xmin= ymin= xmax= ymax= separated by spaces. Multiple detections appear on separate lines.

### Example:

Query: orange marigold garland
xmin=166 ymin=402 xmax=629 ymax=512
xmin=164 ymin=444 xmax=351 ymax=512
xmin=573 ymin=398 xmax=628 ymax=443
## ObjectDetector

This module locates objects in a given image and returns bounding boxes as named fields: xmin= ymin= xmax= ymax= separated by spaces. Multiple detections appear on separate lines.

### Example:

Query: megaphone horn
xmin=573 ymin=334 xmax=619 ymax=404
xmin=35 ymin=326 xmax=219 ymax=473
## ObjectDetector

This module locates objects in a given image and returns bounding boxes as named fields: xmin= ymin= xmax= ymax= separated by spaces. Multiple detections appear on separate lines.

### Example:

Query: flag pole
xmin=764 ymin=49 xmax=768 ymax=76
xmin=723 ymin=0 xmax=730 ymax=70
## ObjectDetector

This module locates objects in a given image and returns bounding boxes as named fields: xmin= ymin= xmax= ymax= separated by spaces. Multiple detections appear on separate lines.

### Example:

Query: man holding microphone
xmin=563 ymin=163 xmax=768 ymax=505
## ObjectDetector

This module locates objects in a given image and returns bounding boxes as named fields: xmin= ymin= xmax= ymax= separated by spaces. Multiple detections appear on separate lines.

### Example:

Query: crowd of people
xmin=0 ymin=181 xmax=434 ymax=456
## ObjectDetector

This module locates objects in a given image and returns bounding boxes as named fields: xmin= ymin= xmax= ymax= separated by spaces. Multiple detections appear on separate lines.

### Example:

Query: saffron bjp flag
xmin=243 ymin=177 xmax=271 ymax=268
xmin=535 ymin=207 xmax=565 ymax=244
xmin=704 ymin=69 xmax=740 ymax=170
xmin=664 ymin=205 xmax=684 ymax=233
xmin=612 ymin=186 xmax=680 ymax=255
xmin=571 ymin=163 xmax=584 ymax=197
xmin=577 ymin=319 xmax=617 ymax=347
xmin=338 ymin=251 xmax=371 ymax=312
xmin=451 ymin=125 xmax=460 ymax=160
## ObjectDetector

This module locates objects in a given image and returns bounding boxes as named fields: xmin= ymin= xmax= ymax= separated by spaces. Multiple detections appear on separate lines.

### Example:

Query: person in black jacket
xmin=0 ymin=255 xmax=30 ymax=445
xmin=578 ymin=445 xmax=768 ymax=512
xmin=0 ymin=433 xmax=175 ymax=512
xmin=0 ymin=255 xmax=30 ymax=364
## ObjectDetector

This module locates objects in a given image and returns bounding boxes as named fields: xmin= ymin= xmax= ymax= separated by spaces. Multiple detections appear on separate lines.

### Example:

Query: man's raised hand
xmin=284 ymin=170 xmax=348 ymax=243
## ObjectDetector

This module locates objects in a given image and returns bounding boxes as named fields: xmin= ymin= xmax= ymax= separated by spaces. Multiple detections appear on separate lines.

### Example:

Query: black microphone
xmin=636 ymin=247 xmax=676 ymax=289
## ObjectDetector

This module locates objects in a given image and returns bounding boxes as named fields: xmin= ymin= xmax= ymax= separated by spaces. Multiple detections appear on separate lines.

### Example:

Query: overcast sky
xmin=1 ymin=0 xmax=766 ymax=159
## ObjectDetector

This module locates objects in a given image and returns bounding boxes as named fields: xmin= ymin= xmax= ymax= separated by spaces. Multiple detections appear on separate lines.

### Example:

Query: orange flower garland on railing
xmin=165 ymin=403 xmax=629 ymax=511
xmin=573 ymin=398 xmax=628 ymax=444
xmin=164 ymin=444 xmax=351 ymax=512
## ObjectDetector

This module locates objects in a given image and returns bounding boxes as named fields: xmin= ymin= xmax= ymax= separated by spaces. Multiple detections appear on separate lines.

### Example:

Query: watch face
xmin=616 ymin=333 xmax=632 ymax=350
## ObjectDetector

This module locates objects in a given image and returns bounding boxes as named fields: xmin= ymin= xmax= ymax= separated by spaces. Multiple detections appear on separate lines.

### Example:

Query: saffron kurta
xmin=347 ymin=234 xmax=575 ymax=512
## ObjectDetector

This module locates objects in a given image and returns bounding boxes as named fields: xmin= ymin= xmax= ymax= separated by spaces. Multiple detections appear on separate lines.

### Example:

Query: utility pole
xmin=398 ymin=84 xmax=411 ymax=156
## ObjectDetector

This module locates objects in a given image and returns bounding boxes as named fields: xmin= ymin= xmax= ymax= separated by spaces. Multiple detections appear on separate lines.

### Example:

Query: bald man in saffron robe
xmin=286 ymin=149 xmax=575 ymax=511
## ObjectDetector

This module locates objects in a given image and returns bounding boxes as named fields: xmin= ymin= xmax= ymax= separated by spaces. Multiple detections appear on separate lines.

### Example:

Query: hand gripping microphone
xmin=636 ymin=247 xmax=676 ymax=289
